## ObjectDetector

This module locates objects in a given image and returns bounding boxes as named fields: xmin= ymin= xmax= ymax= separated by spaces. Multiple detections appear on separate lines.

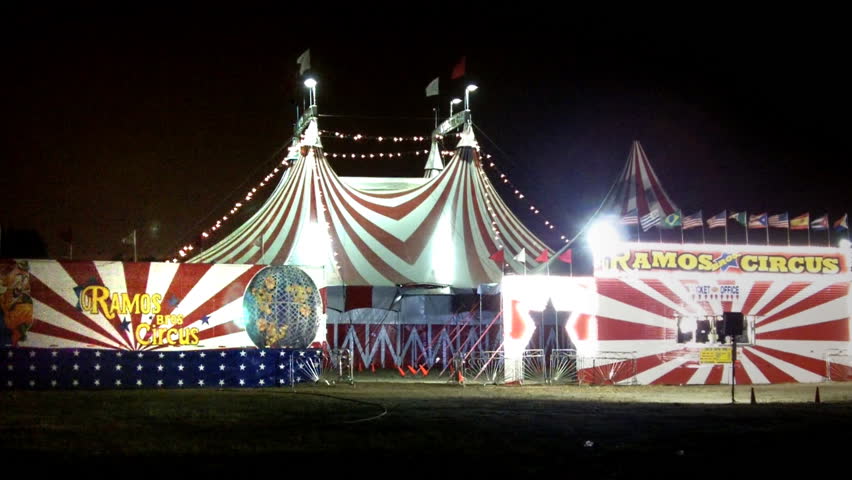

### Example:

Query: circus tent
xmin=189 ymin=117 xmax=553 ymax=290
xmin=600 ymin=140 xmax=679 ymax=219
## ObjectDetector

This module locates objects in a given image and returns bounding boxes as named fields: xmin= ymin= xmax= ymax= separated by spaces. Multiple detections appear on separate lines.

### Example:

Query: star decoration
xmin=239 ymin=364 xmax=246 ymax=371
xmin=198 ymin=365 xmax=205 ymax=371
xmin=201 ymin=315 xmax=211 ymax=325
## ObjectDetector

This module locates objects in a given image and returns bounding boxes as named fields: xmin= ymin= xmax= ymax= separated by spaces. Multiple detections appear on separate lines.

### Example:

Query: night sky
xmin=2 ymin=15 xmax=849 ymax=264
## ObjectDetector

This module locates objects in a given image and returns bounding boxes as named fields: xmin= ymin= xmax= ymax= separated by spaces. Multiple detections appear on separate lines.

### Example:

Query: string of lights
xmin=322 ymin=129 xmax=567 ymax=242
xmin=170 ymin=156 xmax=294 ymax=262
xmin=171 ymin=133 xmax=568 ymax=262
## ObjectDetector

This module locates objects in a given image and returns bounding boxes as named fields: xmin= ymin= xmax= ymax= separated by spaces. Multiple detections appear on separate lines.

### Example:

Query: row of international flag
xmin=624 ymin=209 xmax=849 ymax=233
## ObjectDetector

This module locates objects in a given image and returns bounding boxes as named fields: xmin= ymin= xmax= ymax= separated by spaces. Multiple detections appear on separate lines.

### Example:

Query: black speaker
xmin=723 ymin=312 xmax=744 ymax=337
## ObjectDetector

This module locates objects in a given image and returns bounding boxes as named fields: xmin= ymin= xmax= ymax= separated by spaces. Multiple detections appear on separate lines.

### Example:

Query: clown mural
xmin=0 ymin=260 xmax=33 ymax=346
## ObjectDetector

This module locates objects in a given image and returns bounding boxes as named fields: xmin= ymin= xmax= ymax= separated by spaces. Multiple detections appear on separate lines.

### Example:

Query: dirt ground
xmin=2 ymin=381 xmax=851 ymax=477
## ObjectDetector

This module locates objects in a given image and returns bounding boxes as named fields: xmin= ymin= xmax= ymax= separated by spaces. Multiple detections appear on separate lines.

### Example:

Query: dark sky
xmin=2 ymin=14 xmax=849 ymax=262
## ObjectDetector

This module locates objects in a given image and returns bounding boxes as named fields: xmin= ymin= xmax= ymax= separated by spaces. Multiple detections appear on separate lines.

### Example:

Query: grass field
xmin=3 ymin=381 xmax=851 ymax=477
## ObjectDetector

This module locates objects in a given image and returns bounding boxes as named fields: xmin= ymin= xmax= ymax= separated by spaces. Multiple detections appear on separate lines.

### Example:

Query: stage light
xmin=303 ymin=78 xmax=317 ymax=88
xmin=587 ymin=216 xmax=622 ymax=258
xmin=450 ymin=98 xmax=462 ymax=116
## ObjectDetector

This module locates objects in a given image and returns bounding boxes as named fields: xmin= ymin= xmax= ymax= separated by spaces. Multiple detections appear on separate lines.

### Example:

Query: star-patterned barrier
xmin=1 ymin=347 xmax=323 ymax=390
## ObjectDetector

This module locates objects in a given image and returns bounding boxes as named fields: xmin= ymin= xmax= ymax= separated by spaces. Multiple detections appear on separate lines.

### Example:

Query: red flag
xmin=489 ymin=249 xmax=504 ymax=263
xmin=451 ymin=56 xmax=465 ymax=79
xmin=558 ymin=249 xmax=573 ymax=264
xmin=535 ymin=249 xmax=549 ymax=262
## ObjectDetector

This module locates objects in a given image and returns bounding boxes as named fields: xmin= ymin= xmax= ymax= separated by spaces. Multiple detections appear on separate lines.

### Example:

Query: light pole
xmin=464 ymin=84 xmax=478 ymax=111
xmin=450 ymin=98 xmax=462 ymax=116
xmin=304 ymin=78 xmax=317 ymax=107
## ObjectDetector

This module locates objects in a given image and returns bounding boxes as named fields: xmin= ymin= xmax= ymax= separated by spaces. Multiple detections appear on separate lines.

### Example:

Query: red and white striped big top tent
xmin=189 ymin=118 xmax=553 ymax=289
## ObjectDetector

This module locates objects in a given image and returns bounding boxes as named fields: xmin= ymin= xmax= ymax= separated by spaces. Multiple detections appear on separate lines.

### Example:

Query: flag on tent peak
xmin=489 ymin=249 xmax=504 ymax=264
xmin=513 ymin=248 xmax=526 ymax=263
xmin=425 ymin=77 xmax=439 ymax=97
xmin=535 ymin=249 xmax=549 ymax=263
xmin=834 ymin=213 xmax=848 ymax=231
xmin=451 ymin=56 xmax=465 ymax=79
xmin=296 ymin=49 xmax=311 ymax=75
xmin=558 ymin=249 xmax=573 ymax=264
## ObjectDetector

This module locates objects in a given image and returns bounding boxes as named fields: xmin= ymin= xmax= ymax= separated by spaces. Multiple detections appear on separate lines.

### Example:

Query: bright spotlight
xmin=466 ymin=84 xmax=478 ymax=92
xmin=586 ymin=216 xmax=622 ymax=258
xmin=451 ymin=98 xmax=462 ymax=105
xmin=304 ymin=78 xmax=317 ymax=88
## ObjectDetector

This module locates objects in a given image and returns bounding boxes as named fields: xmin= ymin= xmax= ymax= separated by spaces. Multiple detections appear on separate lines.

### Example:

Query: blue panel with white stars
xmin=0 ymin=348 xmax=323 ymax=390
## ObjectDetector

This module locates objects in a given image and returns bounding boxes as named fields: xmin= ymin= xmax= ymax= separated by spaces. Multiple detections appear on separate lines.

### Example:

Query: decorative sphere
xmin=242 ymin=265 xmax=321 ymax=349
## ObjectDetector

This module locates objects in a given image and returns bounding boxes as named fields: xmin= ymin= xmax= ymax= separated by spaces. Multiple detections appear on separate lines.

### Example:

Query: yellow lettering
xmin=139 ymin=294 xmax=150 ymax=314
xmin=805 ymin=257 xmax=822 ymax=273
xmin=677 ymin=253 xmax=698 ymax=270
xmin=189 ymin=328 xmax=199 ymax=345
xmin=823 ymin=258 xmax=840 ymax=274
xmin=758 ymin=256 xmax=769 ymax=272
xmin=173 ymin=314 xmax=184 ymax=326
xmin=151 ymin=294 xmax=162 ymax=314
xmin=698 ymin=254 xmax=715 ymax=271
xmin=156 ymin=315 xmax=164 ymax=325
xmin=167 ymin=328 xmax=180 ymax=345
xmin=632 ymin=252 xmax=651 ymax=270
xmin=651 ymin=251 xmax=678 ymax=269
xmin=82 ymin=286 xmax=112 ymax=318
xmin=612 ymin=252 xmax=630 ymax=270
xmin=740 ymin=255 xmax=759 ymax=272
xmin=769 ymin=256 xmax=788 ymax=273
xmin=135 ymin=324 xmax=151 ymax=346
xmin=788 ymin=257 xmax=805 ymax=273
xmin=120 ymin=293 xmax=139 ymax=315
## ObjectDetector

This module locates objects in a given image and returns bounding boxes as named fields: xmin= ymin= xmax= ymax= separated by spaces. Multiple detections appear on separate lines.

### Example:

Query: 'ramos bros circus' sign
xmin=79 ymin=286 xmax=198 ymax=346
xmin=596 ymin=244 xmax=848 ymax=276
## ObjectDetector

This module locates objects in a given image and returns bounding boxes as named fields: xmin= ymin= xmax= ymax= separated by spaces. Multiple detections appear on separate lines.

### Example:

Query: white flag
xmin=296 ymin=49 xmax=311 ymax=75
xmin=513 ymin=248 xmax=526 ymax=263
xmin=425 ymin=77 xmax=439 ymax=97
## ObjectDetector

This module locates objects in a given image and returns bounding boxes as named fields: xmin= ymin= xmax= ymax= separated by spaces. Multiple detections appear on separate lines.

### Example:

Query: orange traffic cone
xmin=815 ymin=386 xmax=821 ymax=404
xmin=407 ymin=365 xmax=418 ymax=375
xmin=397 ymin=366 xmax=406 ymax=377
xmin=419 ymin=364 xmax=429 ymax=376
xmin=750 ymin=387 xmax=756 ymax=405
xmin=370 ymin=364 xmax=376 ymax=373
